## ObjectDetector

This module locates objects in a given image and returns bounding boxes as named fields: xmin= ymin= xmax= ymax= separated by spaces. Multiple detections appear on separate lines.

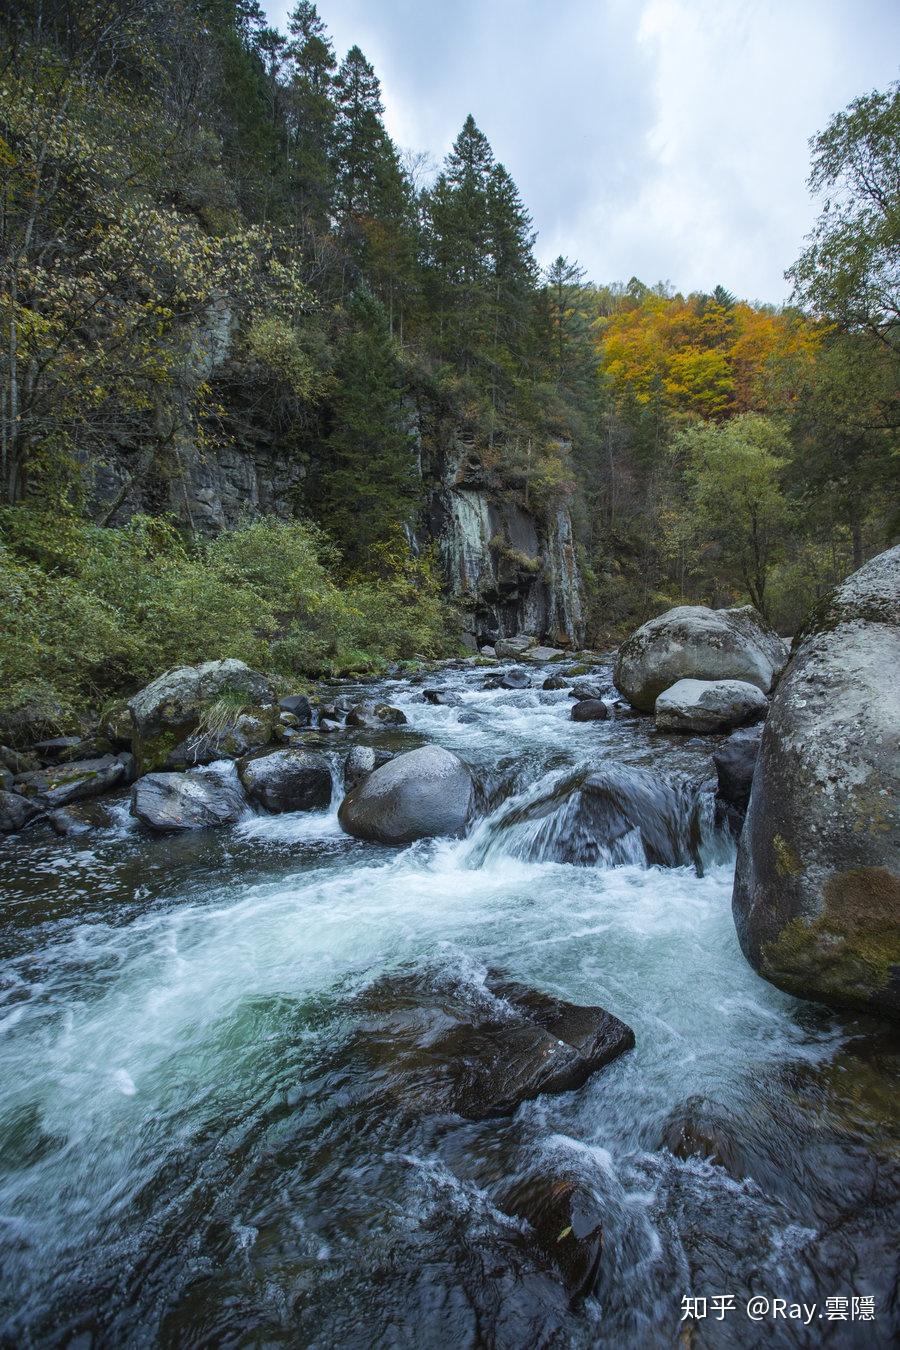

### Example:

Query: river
xmin=0 ymin=659 xmax=897 ymax=1347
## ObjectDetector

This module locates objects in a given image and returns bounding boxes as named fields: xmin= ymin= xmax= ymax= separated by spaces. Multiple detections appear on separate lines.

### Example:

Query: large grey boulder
xmin=732 ymin=546 xmax=900 ymax=1017
xmin=495 ymin=636 xmax=535 ymax=659
xmin=655 ymin=678 xmax=768 ymax=734
xmin=338 ymin=746 xmax=475 ymax=845
xmin=14 ymin=754 xmax=130 ymax=808
xmin=614 ymin=605 xmax=787 ymax=712
xmin=343 ymin=746 xmax=394 ymax=791
xmin=238 ymin=749 xmax=332 ymax=813
xmin=128 ymin=659 xmax=274 ymax=773
xmin=131 ymin=770 xmax=247 ymax=832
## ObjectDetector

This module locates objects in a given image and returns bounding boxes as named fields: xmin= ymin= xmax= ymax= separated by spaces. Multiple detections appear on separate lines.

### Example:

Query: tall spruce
xmin=283 ymin=2 xmax=337 ymax=232
xmin=318 ymin=291 xmax=417 ymax=569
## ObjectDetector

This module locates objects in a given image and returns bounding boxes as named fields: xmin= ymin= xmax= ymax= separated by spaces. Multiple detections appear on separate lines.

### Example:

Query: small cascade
xmin=464 ymin=762 xmax=728 ymax=872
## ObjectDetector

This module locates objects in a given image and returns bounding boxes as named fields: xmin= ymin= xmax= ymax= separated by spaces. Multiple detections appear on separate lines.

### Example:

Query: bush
xmin=0 ymin=510 xmax=458 ymax=729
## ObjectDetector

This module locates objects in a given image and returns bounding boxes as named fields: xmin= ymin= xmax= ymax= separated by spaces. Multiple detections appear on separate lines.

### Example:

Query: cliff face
xmin=423 ymin=436 xmax=585 ymax=649
xmin=88 ymin=310 xmax=584 ymax=647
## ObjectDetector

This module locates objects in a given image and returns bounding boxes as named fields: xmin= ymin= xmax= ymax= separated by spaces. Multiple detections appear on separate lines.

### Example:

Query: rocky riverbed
xmin=0 ymin=651 xmax=898 ymax=1346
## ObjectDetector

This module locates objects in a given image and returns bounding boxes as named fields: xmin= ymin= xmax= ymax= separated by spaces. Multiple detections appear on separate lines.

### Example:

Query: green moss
xmin=762 ymin=867 xmax=900 ymax=1008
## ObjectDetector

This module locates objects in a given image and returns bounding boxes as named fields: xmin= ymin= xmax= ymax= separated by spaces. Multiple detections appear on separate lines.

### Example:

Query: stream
xmin=0 ymin=659 xmax=897 ymax=1348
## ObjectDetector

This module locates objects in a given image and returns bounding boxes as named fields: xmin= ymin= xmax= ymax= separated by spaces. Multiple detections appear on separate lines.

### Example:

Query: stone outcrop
xmin=732 ymin=546 xmax=900 ymax=1017
xmin=128 ymin=659 xmax=274 ymax=773
xmin=614 ymin=605 xmax=787 ymax=712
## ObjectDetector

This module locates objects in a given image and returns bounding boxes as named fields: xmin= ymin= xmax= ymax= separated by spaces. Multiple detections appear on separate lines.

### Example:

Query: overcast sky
xmin=265 ymin=0 xmax=900 ymax=304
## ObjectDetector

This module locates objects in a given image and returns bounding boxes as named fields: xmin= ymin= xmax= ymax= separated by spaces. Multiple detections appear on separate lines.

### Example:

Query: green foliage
xmin=0 ymin=512 xmax=456 ymax=725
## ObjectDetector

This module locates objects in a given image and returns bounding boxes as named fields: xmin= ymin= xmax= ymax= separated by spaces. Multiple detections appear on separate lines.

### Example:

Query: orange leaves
xmin=596 ymin=292 xmax=821 ymax=421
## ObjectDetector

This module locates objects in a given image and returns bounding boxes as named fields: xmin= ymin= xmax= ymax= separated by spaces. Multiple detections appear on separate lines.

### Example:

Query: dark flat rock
xmin=351 ymin=968 xmax=634 ymax=1120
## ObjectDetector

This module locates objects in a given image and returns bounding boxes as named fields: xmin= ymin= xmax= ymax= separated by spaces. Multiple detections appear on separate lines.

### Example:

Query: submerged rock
xmin=655 ymin=678 xmax=768 ymax=734
xmin=338 ymin=745 xmax=475 ymax=845
xmin=494 ymin=1172 xmax=604 ymax=1300
xmin=571 ymin=699 xmax=608 ymax=723
xmin=131 ymin=770 xmax=246 ymax=832
xmin=614 ymin=605 xmax=787 ymax=711
xmin=128 ymin=659 xmax=274 ymax=773
xmin=238 ymin=749 xmax=332 ymax=813
xmin=352 ymin=967 xmax=634 ymax=1120
xmin=733 ymin=546 xmax=900 ymax=1018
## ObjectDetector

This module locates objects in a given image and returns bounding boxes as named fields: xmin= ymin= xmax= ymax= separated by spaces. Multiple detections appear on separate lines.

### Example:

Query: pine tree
xmin=334 ymin=46 xmax=388 ymax=222
xmin=318 ymin=291 xmax=417 ymax=569
xmin=283 ymin=2 xmax=337 ymax=232
xmin=426 ymin=115 xmax=495 ymax=368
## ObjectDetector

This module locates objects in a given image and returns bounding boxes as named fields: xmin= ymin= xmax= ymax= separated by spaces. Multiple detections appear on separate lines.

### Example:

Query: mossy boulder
xmin=614 ymin=604 xmax=787 ymax=712
xmin=732 ymin=545 xmax=900 ymax=1018
xmin=128 ymin=659 xmax=274 ymax=773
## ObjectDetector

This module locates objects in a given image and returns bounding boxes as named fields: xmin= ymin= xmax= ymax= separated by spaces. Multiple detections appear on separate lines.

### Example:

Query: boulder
xmin=495 ymin=636 xmax=535 ymax=659
xmin=345 ymin=701 xmax=408 ymax=729
xmin=0 ymin=746 xmax=38 ymax=775
xmin=128 ymin=659 xmax=274 ymax=773
xmin=343 ymin=746 xmax=394 ymax=790
xmin=238 ymin=749 xmax=332 ymax=813
xmin=131 ymin=770 xmax=247 ymax=832
xmin=278 ymin=694 xmax=312 ymax=725
xmin=569 ymin=682 xmax=605 ymax=701
xmin=422 ymin=689 xmax=462 ymax=707
xmin=30 ymin=736 xmax=85 ymax=764
xmin=571 ymin=699 xmax=608 ymax=723
xmin=654 ymin=678 xmax=768 ymax=734
xmin=713 ymin=724 xmax=764 ymax=812
xmin=351 ymin=967 xmax=634 ymax=1120
xmin=338 ymin=745 xmax=475 ymax=845
xmin=614 ymin=605 xmax=787 ymax=711
xmin=479 ymin=645 xmax=496 ymax=658
xmin=163 ymin=707 xmax=277 ymax=769
xmin=543 ymin=675 xmax=569 ymax=691
xmin=14 ymin=754 xmax=129 ymax=808
xmin=0 ymin=790 xmax=42 ymax=834
xmin=732 ymin=546 xmax=900 ymax=1017
xmin=500 ymin=668 xmax=530 ymax=690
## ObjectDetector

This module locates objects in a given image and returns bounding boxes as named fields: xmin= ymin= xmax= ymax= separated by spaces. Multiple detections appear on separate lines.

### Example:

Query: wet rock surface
xmin=131 ymin=769 xmax=246 ymax=831
xmin=339 ymin=745 xmax=475 ymax=845
xmin=733 ymin=545 xmax=900 ymax=1017
xmin=713 ymin=723 xmax=763 ymax=812
xmin=238 ymin=749 xmax=332 ymax=813
xmin=350 ymin=968 xmax=635 ymax=1120
xmin=571 ymin=698 xmax=608 ymax=722
xmin=14 ymin=755 xmax=130 ymax=808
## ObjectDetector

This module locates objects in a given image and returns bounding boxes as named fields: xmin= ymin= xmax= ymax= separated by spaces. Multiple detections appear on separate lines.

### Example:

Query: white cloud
xmin=265 ymin=0 xmax=900 ymax=301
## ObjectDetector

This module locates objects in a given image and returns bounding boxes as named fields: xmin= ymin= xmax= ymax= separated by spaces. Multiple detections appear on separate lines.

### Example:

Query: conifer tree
xmin=318 ymin=291 xmax=417 ymax=569
xmin=283 ymin=1 xmax=337 ymax=232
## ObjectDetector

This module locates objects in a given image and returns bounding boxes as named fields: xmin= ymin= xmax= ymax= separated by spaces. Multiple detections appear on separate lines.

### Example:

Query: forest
xmin=1 ymin=0 xmax=898 ymax=727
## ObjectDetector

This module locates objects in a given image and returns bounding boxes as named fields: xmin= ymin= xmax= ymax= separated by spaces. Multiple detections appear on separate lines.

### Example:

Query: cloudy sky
xmin=265 ymin=0 xmax=899 ymax=304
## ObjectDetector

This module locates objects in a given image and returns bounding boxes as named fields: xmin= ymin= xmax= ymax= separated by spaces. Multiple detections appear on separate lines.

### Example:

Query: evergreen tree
xmin=318 ymin=292 xmax=417 ymax=569
xmin=283 ymin=2 xmax=337 ymax=232
xmin=334 ymin=46 xmax=389 ymax=222
xmin=426 ymin=114 xmax=495 ymax=368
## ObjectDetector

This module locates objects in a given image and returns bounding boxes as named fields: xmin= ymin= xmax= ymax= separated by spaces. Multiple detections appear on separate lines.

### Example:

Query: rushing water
xmin=0 ymin=661 xmax=897 ymax=1348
